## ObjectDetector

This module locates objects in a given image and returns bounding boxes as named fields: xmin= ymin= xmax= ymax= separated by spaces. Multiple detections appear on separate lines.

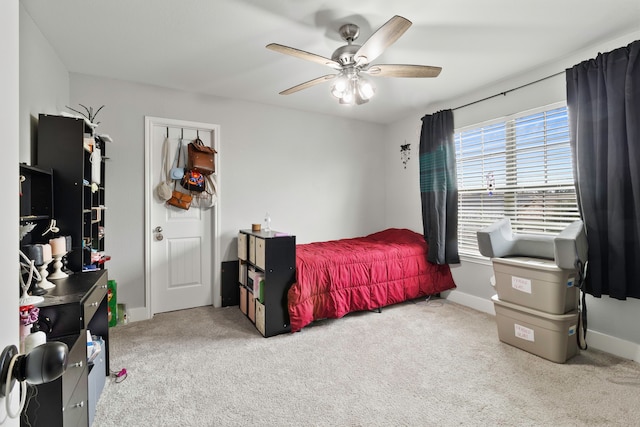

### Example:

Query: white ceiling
xmin=20 ymin=0 xmax=640 ymax=124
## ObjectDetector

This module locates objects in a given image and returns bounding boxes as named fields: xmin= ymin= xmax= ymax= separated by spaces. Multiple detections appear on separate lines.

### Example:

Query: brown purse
xmin=187 ymin=137 xmax=216 ymax=175
xmin=166 ymin=190 xmax=192 ymax=210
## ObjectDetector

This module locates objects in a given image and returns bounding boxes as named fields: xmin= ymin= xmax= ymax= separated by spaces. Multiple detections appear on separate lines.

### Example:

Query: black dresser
xmin=21 ymin=269 xmax=110 ymax=427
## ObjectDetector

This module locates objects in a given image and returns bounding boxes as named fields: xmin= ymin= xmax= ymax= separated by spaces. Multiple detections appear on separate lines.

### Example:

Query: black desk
xmin=22 ymin=269 xmax=109 ymax=427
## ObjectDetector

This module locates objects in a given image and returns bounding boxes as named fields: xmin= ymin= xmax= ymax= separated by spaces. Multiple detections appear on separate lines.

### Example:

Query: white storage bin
xmin=237 ymin=232 xmax=247 ymax=260
xmin=239 ymin=286 xmax=247 ymax=315
xmin=249 ymin=235 xmax=256 ymax=264
xmin=248 ymin=297 xmax=256 ymax=323
xmin=255 ymin=238 xmax=266 ymax=270
xmin=255 ymin=301 xmax=266 ymax=336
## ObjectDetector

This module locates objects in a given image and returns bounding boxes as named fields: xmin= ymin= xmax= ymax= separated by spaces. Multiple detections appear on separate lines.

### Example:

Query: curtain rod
xmin=452 ymin=70 xmax=566 ymax=111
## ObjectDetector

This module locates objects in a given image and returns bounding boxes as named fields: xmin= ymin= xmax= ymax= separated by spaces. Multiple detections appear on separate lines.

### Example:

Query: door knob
xmin=154 ymin=226 xmax=163 ymax=241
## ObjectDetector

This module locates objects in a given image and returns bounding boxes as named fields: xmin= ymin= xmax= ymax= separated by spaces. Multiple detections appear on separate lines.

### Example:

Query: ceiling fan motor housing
xmin=332 ymin=23 xmax=362 ymax=66
xmin=338 ymin=23 xmax=360 ymax=42
xmin=331 ymin=44 xmax=361 ymax=66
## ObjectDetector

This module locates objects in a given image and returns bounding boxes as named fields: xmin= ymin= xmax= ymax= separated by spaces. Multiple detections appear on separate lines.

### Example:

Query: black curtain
xmin=566 ymin=40 xmax=640 ymax=299
xmin=419 ymin=110 xmax=459 ymax=265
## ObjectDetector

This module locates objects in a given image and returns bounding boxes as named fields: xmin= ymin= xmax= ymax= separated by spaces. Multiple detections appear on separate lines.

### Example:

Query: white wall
xmin=18 ymin=4 xmax=69 ymax=164
xmin=0 ymin=7 xmax=67 ymax=423
xmin=0 ymin=1 xmax=20 ymax=425
xmin=384 ymin=30 xmax=640 ymax=357
xmin=69 ymin=74 xmax=386 ymax=310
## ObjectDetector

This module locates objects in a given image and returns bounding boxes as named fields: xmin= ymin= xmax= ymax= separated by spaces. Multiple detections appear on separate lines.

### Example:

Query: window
xmin=455 ymin=104 xmax=580 ymax=257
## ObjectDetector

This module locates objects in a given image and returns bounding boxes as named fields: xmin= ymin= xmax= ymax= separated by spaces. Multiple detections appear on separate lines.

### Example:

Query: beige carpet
xmin=92 ymin=299 xmax=640 ymax=426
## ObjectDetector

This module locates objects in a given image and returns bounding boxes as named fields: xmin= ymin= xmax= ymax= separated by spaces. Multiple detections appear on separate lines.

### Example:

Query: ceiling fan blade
xmin=279 ymin=74 xmax=337 ymax=95
xmin=266 ymin=43 xmax=342 ymax=70
xmin=354 ymin=15 xmax=412 ymax=65
xmin=365 ymin=64 xmax=442 ymax=78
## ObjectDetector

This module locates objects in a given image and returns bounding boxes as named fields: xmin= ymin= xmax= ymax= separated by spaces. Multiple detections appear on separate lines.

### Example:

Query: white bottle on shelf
xmin=264 ymin=212 xmax=271 ymax=233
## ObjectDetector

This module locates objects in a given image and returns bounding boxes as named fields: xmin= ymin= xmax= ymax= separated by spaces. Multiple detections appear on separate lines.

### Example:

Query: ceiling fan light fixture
xmin=331 ymin=75 xmax=349 ymax=98
xmin=333 ymin=74 xmax=374 ymax=105
xmin=340 ymin=84 xmax=355 ymax=104
xmin=357 ymin=77 xmax=375 ymax=100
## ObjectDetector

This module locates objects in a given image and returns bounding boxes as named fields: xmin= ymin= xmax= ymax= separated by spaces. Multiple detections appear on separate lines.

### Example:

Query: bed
xmin=287 ymin=228 xmax=456 ymax=332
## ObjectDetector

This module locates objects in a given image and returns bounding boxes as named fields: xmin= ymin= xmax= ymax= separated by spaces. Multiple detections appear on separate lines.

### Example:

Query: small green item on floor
xmin=108 ymin=279 xmax=117 ymax=327
xmin=117 ymin=303 xmax=127 ymax=325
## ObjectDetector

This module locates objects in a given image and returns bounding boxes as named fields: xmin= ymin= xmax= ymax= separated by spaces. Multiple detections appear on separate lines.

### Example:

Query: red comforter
xmin=287 ymin=228 xmax=456 ymax=332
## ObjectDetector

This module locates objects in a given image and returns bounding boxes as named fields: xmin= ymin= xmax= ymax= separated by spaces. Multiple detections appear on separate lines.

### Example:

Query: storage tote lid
xmin=491 ymin=256 xmax=561 ymax=272
xmin=491 ymin=294 xmax=578 ymax=321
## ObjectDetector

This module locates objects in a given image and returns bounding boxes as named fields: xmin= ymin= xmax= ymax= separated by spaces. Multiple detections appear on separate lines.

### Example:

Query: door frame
xmin=144 ymin=116 xmax=221 ymax=319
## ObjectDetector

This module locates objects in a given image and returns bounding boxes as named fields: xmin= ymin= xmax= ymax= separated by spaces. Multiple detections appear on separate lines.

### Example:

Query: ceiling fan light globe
xmin=339 ymin=97 xmax=355 ymax=105
xmin=341 ymin=90 xmax=355 ymax=105
xmin=331 ymin=77 xmax=349 ymax=98
xmin=357 ymin=78 xmax=375 ymax=100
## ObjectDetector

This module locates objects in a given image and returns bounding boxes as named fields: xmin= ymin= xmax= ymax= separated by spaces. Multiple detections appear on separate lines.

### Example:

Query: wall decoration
xmin=400 ymin=142 xmax=411 ymax=169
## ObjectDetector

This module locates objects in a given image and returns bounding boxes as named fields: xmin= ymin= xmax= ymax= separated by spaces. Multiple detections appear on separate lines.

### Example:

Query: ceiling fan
xmin=266 ymin=15 xmax=442 ymax=105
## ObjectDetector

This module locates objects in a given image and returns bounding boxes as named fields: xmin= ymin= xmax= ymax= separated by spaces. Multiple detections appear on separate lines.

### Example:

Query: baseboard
xmin=445 ymin=290 xmax=640 ymax=363
xmin=445 ymin=290 xmax=495 ymax=315
xmin=125 ymin=306 xmax=151 ymax=323
xmin=586 ymin=330 xmax=640 ymax=363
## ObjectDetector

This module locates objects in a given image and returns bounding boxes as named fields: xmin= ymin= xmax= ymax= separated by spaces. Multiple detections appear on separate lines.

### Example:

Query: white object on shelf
xmin=264 ymin=212 xmax=271 ymax=233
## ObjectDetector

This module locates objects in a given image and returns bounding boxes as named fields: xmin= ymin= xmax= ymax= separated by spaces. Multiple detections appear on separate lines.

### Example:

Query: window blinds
xmin=455 ymin=104 xmax=580 ymax=257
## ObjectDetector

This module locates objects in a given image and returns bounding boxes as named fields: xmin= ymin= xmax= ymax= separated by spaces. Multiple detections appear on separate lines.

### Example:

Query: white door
xmin=145 ymin=117 xmax=220 ymax=315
